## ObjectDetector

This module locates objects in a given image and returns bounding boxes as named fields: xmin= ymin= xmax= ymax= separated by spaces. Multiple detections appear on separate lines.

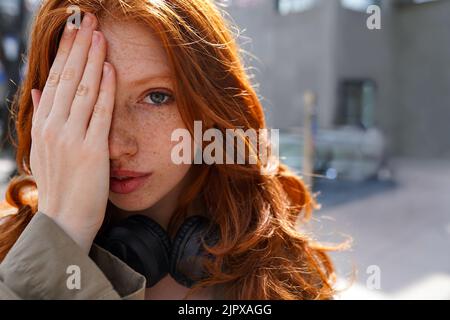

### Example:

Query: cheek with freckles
xmin=109 ymin=104 xmax=192 ymax=211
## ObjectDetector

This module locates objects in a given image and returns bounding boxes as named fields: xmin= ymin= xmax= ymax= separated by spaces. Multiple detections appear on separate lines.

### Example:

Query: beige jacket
xmin=0 ymin=211 xmax=146 ymax=299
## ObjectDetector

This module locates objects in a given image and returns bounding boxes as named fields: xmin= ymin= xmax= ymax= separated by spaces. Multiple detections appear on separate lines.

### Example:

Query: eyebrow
xmin=130 ymin=74 xmax=173 ymax=86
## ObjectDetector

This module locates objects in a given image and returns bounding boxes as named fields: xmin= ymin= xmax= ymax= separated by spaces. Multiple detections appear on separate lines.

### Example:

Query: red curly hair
xmin=0 ymin=0 xmax=341 ymax=299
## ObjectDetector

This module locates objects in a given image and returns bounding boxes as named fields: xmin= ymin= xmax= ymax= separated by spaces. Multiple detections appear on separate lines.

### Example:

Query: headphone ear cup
xmin=170 ymin=215 xmax=219 ymax=288
xmin=95 ymin=214 xmax=171 ymax=288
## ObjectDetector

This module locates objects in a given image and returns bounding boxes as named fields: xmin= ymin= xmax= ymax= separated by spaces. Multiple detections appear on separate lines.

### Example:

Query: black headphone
xmin=93 ymin=214 xmax=220 ymax=288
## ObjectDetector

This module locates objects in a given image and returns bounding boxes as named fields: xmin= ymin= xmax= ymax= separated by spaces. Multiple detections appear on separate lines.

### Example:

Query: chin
xmin=108 ymin=192 xmax=158 ymax=212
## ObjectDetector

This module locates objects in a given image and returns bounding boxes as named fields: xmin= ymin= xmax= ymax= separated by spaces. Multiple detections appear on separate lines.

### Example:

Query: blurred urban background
xmin=0 ymin=0 xmax=449 ymax=299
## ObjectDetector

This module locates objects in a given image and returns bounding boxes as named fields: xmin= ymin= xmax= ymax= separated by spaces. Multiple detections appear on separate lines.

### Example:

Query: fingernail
xmin=82 ymin=13 xmax=94 ymax=28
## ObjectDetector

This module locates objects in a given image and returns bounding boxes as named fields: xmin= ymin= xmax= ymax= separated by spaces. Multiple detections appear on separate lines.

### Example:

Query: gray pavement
xmin=312 ymin=158 xmax=450 ymax=299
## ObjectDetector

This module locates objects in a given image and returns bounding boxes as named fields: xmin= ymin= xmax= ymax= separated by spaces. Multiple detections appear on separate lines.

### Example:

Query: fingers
xmin=85 ymin=62 xmax=116 ymax=144
xmin=47 ymin=12 xmax=98 ymax=125
xmin=32 ymin=11 xmax=114 ymax=149
xmin=33 ymin=22 xmax=77 ymax=126
xmin=67 ymin=30 xmax=106 ymax=136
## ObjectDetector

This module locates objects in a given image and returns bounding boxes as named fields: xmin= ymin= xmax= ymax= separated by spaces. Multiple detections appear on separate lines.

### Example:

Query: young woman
xmin=0 ymin=0 xmax=338 ymax=300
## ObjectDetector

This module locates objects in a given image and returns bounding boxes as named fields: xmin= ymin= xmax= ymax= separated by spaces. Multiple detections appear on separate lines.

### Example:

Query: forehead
xmin=98 ymin=18 xmax=172 ymax=82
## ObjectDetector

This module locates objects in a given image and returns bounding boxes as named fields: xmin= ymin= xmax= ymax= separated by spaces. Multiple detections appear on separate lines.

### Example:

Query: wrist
xmin=43 ymin=213 xmax=94 ymax=255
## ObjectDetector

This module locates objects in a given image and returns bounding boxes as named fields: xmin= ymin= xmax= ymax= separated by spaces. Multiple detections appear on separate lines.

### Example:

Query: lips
xmin=110 ymin=170 xmax=152 ymax=194
xmin=110 ymin=169 xmax=151 ymax=178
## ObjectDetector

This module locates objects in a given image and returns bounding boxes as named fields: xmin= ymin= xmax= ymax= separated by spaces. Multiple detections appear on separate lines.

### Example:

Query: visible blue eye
xmin=143 ymin=91 xmax=173 ymax=106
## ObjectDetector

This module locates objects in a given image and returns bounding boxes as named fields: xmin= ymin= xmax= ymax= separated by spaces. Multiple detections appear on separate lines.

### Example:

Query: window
xmin=341 ymin=0 xmax=381 ymax=11
xmin=396 ymin=0 xmax=439 ymax=6
xmin=276 ymin=0 xmax=317 ymax=15
xmin=336 ymin=80 xmax=377 ymax=129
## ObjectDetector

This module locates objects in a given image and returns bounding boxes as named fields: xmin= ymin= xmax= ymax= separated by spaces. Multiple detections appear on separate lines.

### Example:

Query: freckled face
xmin=100 ymin=19 xmax=191 ymax=214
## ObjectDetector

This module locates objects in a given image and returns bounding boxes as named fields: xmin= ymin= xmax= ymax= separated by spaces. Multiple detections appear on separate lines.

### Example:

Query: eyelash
xmin=141 ymin=90 xmax=174 ymax=107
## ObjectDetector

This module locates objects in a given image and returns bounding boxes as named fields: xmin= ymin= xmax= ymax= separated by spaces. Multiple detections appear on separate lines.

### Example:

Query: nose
xmin=108 ymin=108 xmax=138 ymax=161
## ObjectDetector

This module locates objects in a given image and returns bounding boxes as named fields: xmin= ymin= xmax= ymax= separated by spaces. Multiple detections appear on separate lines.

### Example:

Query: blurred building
xmin=0 ymin=0 xmax=39 ymax=151
xmin=0 ymin=0 xmax=448 ymax=160
xmin=225 ymin=0 xmax=450 ymax=159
